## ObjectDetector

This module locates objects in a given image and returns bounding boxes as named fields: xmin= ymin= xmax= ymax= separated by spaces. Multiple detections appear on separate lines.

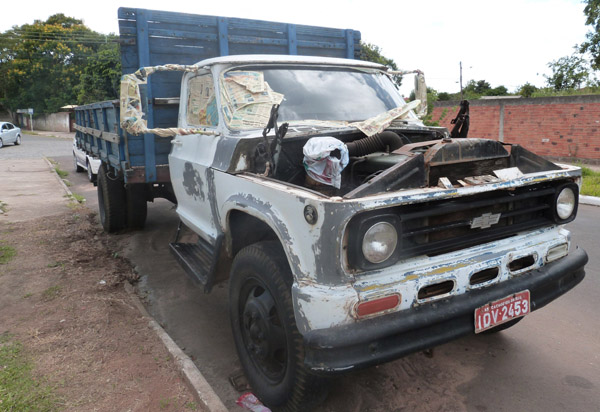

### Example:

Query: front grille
xmin=347 ymin=180 xmax=573 ymax=270
xmin=397 ymin=183 xmax=559 ymax=258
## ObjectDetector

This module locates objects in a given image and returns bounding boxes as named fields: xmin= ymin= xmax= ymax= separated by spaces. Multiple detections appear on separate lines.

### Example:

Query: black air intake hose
xmin=346 ymin=131 xmax=405 ymax=157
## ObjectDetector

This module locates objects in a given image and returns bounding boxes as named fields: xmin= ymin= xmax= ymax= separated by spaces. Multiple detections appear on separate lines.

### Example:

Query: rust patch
xmin=183 ymin=162 xmax=205 ymax=201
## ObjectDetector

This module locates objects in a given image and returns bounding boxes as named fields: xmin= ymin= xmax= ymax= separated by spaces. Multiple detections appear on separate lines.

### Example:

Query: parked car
xmin=0 ymin=122 xmax=22 ymax=148
xmin=73 ymin=138 xmax=101 ymax=183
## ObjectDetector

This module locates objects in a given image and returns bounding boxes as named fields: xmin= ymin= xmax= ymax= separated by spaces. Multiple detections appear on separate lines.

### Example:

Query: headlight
xmin=556 ymin=186 xmax=576 ymax=220
xmin=362 ymin=222 xmax=398 ymax=264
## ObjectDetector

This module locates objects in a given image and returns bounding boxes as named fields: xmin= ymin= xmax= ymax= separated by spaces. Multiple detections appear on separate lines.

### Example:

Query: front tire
xmin=97 ymin=164 xmax=126 ymax=233
xmin=229 ymin=242 xmax=327 ymax=412
xmin=74 ymin=153 xmax=84 ymax=172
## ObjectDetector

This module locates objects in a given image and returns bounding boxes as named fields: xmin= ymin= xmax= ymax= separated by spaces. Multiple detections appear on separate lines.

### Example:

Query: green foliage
xmin=358 ymin=42 xmax=402 ymax=86
xmin=580 ymin=0 xmax=600 ymax=70
xmin=517 ymin=82 xmax=538 ymax=98
xmin=0 ymin=242 xmax=16 ymax=264
xmin=437 ymin=92 xmax=452 ymax=101
xmin=545 ymin=54 xmax=593 ymax=91
xmin=580 ymin=166 xmax=600 ymax=197
xmin=0 ymin=14 xmax=120 ymax=114
xmin=420 ymin=87 xmax=441 ymax=126
xmin=531 ymin=85 xmax=600 ymax=98
xmin=53 ymin=167 xmax=68 ymax=178
xmin=74 ymin=42 xmax=121 ymax=104
xmin=0 ymin=333 xmax=60 ymax=411
xmin=465 ymin=80 xmax=491 ymax=95
xmin=463 ymin=80 xmax=509 ymax=98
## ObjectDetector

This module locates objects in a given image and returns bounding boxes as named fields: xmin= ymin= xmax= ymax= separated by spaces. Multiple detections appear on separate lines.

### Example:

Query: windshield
xmin=219 ymin=66 xmax=406 ymax=129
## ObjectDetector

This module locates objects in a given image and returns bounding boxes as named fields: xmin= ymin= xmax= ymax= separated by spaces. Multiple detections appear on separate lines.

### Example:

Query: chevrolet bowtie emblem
xmin=471 ymin=212 xmax=501 ymax=229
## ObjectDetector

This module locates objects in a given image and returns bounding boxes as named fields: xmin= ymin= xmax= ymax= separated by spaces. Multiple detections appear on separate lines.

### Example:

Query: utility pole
xmin=460 ymin=61 xmax=464 ymax=101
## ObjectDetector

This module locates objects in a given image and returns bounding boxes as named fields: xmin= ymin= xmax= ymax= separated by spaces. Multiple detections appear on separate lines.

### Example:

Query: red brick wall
xmin=431 ymin=95 xmax=600 ymax=162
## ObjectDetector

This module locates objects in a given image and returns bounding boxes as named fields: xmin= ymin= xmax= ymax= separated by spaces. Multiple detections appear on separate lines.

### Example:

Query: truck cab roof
xmin=192 ymin=54 xmax=388 ymax=70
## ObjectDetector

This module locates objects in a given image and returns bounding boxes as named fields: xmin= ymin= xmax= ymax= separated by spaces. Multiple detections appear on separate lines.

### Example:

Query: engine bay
xmin=248 ymin=124 xmax=563 ymax=198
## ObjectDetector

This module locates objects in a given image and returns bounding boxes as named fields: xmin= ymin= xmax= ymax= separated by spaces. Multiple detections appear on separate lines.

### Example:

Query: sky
xmin=1 ymin=0 xmax=590 ymax=95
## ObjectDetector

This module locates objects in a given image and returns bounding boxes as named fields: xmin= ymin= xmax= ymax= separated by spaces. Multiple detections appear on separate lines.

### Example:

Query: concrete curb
xmin=27 ymin=131 xmax=74 ymax=140
xmin=43 ymin=156 xmax=74 ymax=198
xmin=579 ymin=195 xmax=600 ymax=207
xmin=124 ymin=283 xmax=229 ymax=412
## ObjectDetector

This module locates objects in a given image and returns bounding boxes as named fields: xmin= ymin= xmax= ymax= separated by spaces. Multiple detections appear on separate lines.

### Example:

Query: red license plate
xmin=474 ymin=290 xmax=530 ymax=333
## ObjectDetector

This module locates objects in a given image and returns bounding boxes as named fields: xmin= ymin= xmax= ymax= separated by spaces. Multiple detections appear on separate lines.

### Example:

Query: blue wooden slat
xmin=147 ymin=28 xmax=218 ymax=42
xmin=218 ymin=17 xmax=229 ymax=56
xmin=229 ymin=44 xmax=287 ymax=56
xmin=228 ymin=18 xmax=287 ymax=32
xmin=130 ymin=8 xmax=218 ymax=27
xmin=228 ymin=35 xmax=288 ymax=46
xmin=296 ymin=40 xmax=348 ymax=50
xmin=345 ymin=30 xmax=354 ymax=59
xmin=287 ymin=24 xmax=297 ymax=55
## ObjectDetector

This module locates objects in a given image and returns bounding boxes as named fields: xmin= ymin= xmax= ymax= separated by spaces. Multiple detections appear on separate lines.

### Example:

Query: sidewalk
xmin=0 ymin=158 xmax=227 ymax=412
xmin=0 ymin=158 xmax=71 ymax=222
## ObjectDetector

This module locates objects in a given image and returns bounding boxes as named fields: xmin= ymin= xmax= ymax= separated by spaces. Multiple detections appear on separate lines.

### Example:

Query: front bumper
xmin=302 ymin=247 xmax=588 ymax=374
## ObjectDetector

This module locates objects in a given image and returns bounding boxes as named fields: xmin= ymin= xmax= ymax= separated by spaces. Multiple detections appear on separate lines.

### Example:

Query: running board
xmin=169 ymin=234 xmax=223 ymax=293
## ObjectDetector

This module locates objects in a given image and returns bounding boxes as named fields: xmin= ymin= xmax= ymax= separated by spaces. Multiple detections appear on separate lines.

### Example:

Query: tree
xmin=437 ymin=92 xmax=452 ymax=101
xmin=545 ymin=54 xmax=591 ymax=90
xmin=358 ymin=42 xmax=402 ymax=86
xmin=517 ymin=82 xmax=538 ymax=98
xmin=74 ymin=42 xmax=121 ymax=104
xmin=580 ymin=0 xmax=600 ymax=69
xmin=0 ymin=14 xmax=119 ymax=115
xmin=466 ymin=80 xmax=491 ymax=95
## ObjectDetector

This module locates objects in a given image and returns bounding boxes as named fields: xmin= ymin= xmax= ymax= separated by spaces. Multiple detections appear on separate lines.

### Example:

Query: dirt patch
xmin=0 ymin=209 xmax=199 ymax=411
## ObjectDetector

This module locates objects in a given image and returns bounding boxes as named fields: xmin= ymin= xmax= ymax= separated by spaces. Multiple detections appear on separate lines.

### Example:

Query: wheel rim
xmin=240 ymin=279 xmax=287 ymax=382
xmin=87 ymin=162 xmax=93 ymax=181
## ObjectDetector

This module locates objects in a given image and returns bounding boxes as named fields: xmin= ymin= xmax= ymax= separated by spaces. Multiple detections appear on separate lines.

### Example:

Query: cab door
xmin=169 ymin=70 xmax=221 ymax=243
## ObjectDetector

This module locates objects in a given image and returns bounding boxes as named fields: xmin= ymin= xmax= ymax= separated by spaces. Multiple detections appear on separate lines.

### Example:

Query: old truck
xmin=75 ymin=8 xmax=588 ymax=411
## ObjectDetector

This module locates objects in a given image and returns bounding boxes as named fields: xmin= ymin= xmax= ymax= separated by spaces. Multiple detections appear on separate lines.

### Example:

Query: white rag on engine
xmin=302 ymin=136 xmax=349 ymax=189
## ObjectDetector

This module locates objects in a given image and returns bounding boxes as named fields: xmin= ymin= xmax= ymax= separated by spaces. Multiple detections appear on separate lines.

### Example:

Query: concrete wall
xmin=28 ymin=112 xmax=71 ymax=132
xmin=432 ymin=95 xmax=600 ymax=163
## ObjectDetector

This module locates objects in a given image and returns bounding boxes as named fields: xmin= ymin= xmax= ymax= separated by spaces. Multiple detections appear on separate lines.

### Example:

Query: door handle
xmin=171 ymin=139 xmax=183 ymax=146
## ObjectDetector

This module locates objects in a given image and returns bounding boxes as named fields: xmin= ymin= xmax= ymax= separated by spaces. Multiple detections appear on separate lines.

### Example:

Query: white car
xmin=0 ymin=122 xmax=22 ymax=148
xmin=73 ymin=138 xmax=101 ymax=183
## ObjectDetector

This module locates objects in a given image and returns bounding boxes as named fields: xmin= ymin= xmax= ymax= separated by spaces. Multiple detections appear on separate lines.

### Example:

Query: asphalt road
xmin=18 ymin=133 xmax=600 ymax=411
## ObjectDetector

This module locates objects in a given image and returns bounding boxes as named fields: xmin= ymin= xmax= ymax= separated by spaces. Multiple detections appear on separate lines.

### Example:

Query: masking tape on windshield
xmin=350 ymin=100 xmax=420 ymax=137
xmin=120 ymin=65 xmax=220 ymax=137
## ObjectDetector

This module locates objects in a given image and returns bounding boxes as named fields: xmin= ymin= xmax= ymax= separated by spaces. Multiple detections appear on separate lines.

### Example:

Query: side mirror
xmin=413 ymin=71 xmax=427 ymax=119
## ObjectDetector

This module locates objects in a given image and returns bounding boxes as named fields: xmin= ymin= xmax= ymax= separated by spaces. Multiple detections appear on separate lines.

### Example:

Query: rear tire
xmin=97 ymin=164 xmax=126 ymax=233
xmin=15 ymin=134 xmax=21 ymax=145
xmin=230 ymin=241 xmax=328 ymax=411
xmin=0 ymin=138 xmax=4 ymax=149
xmin=126 ymin=184 xmax=147 ymax=229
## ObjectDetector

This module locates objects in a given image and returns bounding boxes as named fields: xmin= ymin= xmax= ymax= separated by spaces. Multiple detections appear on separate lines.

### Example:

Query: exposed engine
xmin=257 ymin=125 xmax=562 ymax=198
